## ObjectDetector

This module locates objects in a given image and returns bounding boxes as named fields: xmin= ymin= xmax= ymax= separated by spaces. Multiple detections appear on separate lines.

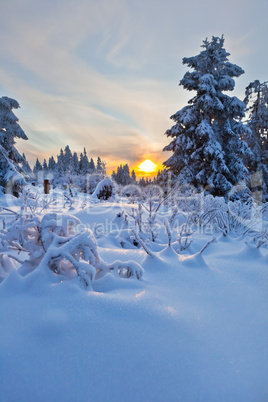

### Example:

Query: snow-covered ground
xmin=0 ymin=186 xmax=267 ymax=401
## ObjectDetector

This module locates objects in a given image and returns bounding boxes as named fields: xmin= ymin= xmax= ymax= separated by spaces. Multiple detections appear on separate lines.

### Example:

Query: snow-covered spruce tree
xmin=112 ymin=164 xmax=132 ymax=185
xmin=55 ymin=150 xmax=65 ymax=184
xmin=72 ymin=152 xmax=80 ymax=175
xmin=121 ymin=164 xmax=132 ymax=185
xmin=43 ymin=159 xmax=48 ymax=174
xmin=96 ymin=156 xmax=106 ymax=175
xmin=80 ymin=148 xmax=90 ymax=174
xmin=63 ymin=145 xmax=73 ymax=173
xmin=243 ymin=80 xmax=268 ymax=195
xmin=33 ymin=158 xmax=42 ymax=174
xmin=48 ymin=156 xmax=56 ymax=172
xmin=0 ymin=97 xmax=28 ymax=195
xmin=163 ymin=36 xmax=252 ymax=198
xmin=131 ymin=169 xmax=136 ymax=183
xmin=89 ymin=157 xmax=95 ymax=174
xmin=21 ymin=153 xmax=32 ymax=176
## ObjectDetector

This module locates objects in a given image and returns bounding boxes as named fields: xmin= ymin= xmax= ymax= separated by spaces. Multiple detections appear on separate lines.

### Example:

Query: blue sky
xmin=0 ymin=0 xmax=267 ymax=172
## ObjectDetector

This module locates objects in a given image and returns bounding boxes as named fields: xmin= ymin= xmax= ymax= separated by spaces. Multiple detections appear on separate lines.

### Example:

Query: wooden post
xmin=44 ymin=179 xmax=50 ymax=194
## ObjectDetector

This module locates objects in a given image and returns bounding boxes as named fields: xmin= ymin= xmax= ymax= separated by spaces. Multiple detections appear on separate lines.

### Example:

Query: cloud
xmin=0 ymin=14 xmax=182 ymax=169
xmin=1 ymin=0 xmax=267 ymax=172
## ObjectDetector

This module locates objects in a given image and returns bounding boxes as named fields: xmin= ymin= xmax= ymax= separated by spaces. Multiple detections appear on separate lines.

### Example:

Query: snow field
xmin=0 ymin=189 xmax=268 ymax=401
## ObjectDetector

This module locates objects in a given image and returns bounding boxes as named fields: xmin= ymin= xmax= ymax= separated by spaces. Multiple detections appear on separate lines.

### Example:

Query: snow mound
xmin=91 ymin=178 xmax=115 ymax=200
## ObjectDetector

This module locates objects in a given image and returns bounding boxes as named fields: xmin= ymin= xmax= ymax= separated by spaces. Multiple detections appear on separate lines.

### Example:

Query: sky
xmin=0 ymin=0 xmax=267 ymax=175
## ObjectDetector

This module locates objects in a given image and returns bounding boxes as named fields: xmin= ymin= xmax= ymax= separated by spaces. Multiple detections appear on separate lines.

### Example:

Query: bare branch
xmin=131 ymin=230 xmax=153 ymax=257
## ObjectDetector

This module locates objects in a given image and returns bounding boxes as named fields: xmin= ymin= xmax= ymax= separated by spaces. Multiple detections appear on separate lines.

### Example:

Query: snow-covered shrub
xmin=228 ymin=199 xmax=261 ymax=233
xmin=0 ymin=211 xmax=143 ymax=287
xmin=101 ymin=228 xmax=140 ymax=250
xmin=92 ymin=178 xmax=114 ymax=200
xmin=141 ymin=186 xmax=164 ymax=242
xmin=0 ymin=209 xmax=43 ymax=271
xmin=197 ymin=195 xmax=229 ymax=235
xmin=246 ymin=230 xmax=268 ymax=249
xmin=97 ymin=211 xmax=139 ymax=249
xmin=39 ymin=214 xmax=99 ymax=286
xmin=126 ymin=203 xmax=143 ymax=233
xmin=169 ymin=193 xmax=261 ymax=236
xmin=176 ymin=224 xmax=192 ymax=252
xmin=95 ymin=259 xmax=143 ymax=280
xmin=120 ymin=184 xmax=144 ymax=204
xmin=124 ymin=185 xmax=173 ymax=242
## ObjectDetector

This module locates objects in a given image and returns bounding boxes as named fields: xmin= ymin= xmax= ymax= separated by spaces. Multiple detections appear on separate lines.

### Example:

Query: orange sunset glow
xmin=136 ymin=159 xmax=160 ymax=177
xmin=139 ymin=159 xmax=158 ymax=173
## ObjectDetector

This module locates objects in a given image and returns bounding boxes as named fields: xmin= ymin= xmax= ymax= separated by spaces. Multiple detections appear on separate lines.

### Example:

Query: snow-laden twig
xmin=131 ymin=229 xmax=153 ymax=257
xmin=126 ymin=204 xmax=143 ymax=232
xmin=199 ymin=237 xmax=216 ymax=254
xmin=246 ymin=230 xmax=268 ymax=248
xmin=169 ymin=205 xmax=182 ymax=225
xmin=176 ymin=223 xmax=192 ymax=253
xmin=1 ymin=207 xmax=19 ymax=215
xmin=8 ymin=241 xmax=29 ymax=253
xmin=7 ymin=254 xmax=24 ymax=265
xmin=163 ymin=219 xmax=172 ymax=247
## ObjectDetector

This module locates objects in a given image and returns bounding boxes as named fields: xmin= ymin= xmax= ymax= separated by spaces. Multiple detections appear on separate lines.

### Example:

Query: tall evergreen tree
xmin=57 ymin=149 xmax=64 ymax=171
xmin=112 ymin=164 xmax=122 ymax=184
xmin=56 ymin=150 xmax=64 ymax=178
xmin=48 ymin=156 xmax=56 ymax=171
xmin=243 ymin=80 xmax=268 ymax=193
xmin=33 ymin=158 xmax=42 ymax=177
xmin=80 ymin=148 xmax=90 ymax=174
xmin=79 ymin=152 xmax=83 ymax=173
xmin=21 ymin=153 xmax=32 ymax=175
xmin=72 ymin=152 xmax=80 ymax=175
xmin=112 ymin=164 xmax=132 ymax=185
xmin=96 ymin=156 xmax=106 ymax=175
xmin=163 ymin=36 xmax=252 ymax=197
xmin=111 ymin=170 xmax=117 ymax=182
xmin=89 ymin=158 xmax=96 ymax=174
xmin=43 ymin=159 xmax=48 ymax=172
xmin=122 ymin=164 xmax=132 ymax=185
xmin=139 ymin=177 xmax=146 ymax=187
xmin=131 ymin=169 xmax=136 ymax=183
xmin=33 ymin=158 xmax=42 ymax=172
xmin=64 ymin=145 xmax=73 ymax=172
xmin=0 ymin=96 xmax=28 ymax=194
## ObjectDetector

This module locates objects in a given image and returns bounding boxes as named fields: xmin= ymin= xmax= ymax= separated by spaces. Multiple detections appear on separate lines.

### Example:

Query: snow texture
xmin=0 ymin=187 xmax=267 ymax=401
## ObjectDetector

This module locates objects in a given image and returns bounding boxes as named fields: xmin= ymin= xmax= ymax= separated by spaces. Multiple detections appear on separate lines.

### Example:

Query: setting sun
xmin=138 ymin=159 xmax=158 ymax=173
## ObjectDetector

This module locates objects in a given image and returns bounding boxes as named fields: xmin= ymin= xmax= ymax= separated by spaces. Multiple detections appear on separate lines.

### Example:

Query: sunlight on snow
xmin=135 ymin=290 xmax=146 ymax=299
